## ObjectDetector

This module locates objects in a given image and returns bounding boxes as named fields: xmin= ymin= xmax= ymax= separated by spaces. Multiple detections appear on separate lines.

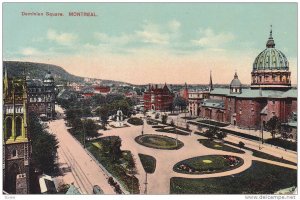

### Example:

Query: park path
xmin=98 ymin=114 xmax=297 ymax=194
xmin=51 ymin=106 xmax=297 ymax=194
xmin=48 ymin=106 xmax=116 ymax=194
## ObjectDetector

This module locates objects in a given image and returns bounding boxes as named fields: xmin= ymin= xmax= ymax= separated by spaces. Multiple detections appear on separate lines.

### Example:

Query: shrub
xmin=127 ymin=117 xmax=144 ymax=126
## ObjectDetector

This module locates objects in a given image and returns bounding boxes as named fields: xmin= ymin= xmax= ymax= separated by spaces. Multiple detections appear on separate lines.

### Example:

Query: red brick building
xmin=197 ymin=28 xmax=297 ymax=131
xmin=143 ymin=84 xmax=174 ymax=111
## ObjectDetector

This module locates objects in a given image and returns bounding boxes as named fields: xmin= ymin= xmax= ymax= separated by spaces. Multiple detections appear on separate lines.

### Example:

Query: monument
xmin=115 ymin=109 xmax=124 ymax=128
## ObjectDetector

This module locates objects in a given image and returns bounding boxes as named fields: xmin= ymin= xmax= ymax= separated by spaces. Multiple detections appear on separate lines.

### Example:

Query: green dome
xmin=253 ymin=28 xmax=289 ymax=71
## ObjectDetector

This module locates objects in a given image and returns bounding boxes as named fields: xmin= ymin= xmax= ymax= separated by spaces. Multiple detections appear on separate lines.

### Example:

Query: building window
xmin=272 ymin=100 xmax=275 ymax=104
xmin=6 ymin=118 xmax=12 ymax=138
xmin=12 ymin=149 xmax=17 ymax=158
xmin=15 ymin=117 xmax=22 ymax=137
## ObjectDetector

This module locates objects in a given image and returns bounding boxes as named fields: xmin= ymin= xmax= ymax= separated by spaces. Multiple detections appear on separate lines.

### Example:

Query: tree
xmin=170 ymin=119 xmax=175 ymax=127
xmin=96 ymin=105 xmax=110 ymax=130
xmin=215 ymin=130 xmax=227 ymax=140
xmin=161 ymin=114 xmax=168 ymax=124
xmin=238 ymin=141 xmax=245 ymax=149
xmin=155 ymin=113 xmax=160 ymax=119
xmin=204 ymin=127 xmax=215 ymax=140
xmin=28 ymin=112 xmax=58 ymax=174
xmin=82 ymin=119 xmax=99 ymax=137
xmin=110 ymin=137 xmax=122 ymax=162
xmin=173 ymin=96 xmax=188 ymax=112
xmin=265 ymin=116 xmax=281 ymax=139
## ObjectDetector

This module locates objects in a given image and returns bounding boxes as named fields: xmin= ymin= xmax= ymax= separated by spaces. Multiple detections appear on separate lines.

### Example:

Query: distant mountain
xmin=3 ymin=61 xmax=84 ymax=84
xmin=3 ymin=61 xmax=131 ymax=86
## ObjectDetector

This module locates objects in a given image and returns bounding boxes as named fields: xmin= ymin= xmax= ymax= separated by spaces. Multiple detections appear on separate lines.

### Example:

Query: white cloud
xmin=47 ymin=29 xmax=77 ymax=45
xmin=94 ymin=32 xmax=132 ymax=45
xmin=168 ymin=20 xmax=181 ymax=32
xmin=20 ymin=47 xmax=42 ymax=56
xmin=135 ymin=22 xmax=170 ymax=45
xmin=192 ymin=28 xmax=235 ymax=48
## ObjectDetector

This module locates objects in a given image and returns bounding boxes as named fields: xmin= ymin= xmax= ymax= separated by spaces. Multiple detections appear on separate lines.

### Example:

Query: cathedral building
xmin=143 ymin=84 xmax=174 ymax=111
xmin=197 ymin=28 xmax=297 ymax=133
xmin=27 ymin=71 xmax=56 ymax=120
xmin=3 ymin=70 xmax=31 ymax=194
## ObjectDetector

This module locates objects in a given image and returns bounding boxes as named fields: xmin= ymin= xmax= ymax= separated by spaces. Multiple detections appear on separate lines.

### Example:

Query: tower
xmin=43 ymin=71 xmax=56 ymax=119
xmin=3 ymin=70 xmax=31 ymax=194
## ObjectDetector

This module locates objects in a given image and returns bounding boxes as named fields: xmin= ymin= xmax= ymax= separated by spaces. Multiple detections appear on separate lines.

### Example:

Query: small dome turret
xmin=230 ymin=72 xmax=242 ymax=94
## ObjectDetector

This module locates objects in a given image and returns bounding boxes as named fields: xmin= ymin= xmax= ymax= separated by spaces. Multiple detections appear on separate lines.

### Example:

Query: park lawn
xmin=199 ymin=139 xmax=245 ymax=154
xmin=138 ymin=154 xmax=156 ymax=174
xmin=170 ymin=161 xmax=297 ymax=194
xmin=224 ymin=141 xmax=297 ymax=166
xmin=86 ymin=137 xmax=140 ymax=194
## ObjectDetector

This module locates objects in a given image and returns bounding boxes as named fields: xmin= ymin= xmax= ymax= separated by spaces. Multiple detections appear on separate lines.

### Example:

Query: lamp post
xmin=141 ymin=116 xmax=144 ymax=135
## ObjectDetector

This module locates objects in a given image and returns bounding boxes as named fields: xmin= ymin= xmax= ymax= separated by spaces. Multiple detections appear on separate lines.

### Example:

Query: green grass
xmin=127 ymin=117 xmax=144 ymax=126
xmin=265 ymin=138 xmax=297 ymax=151
xmin=86 ymin=137 xmax=140 ymax=194
xmin=198 ymin=139 xmax=245 ymax=154
xmin=170 ymin=161 xmax=297 ymax=194
xmin=138 ymin=154 xmax=156 ymax=174
xmin=135 ymin=134 xmax=184 ymax=150
xmin=173 ymin=155 xmax=243 ymax=174
xmin=224 ymin=141 xmax=297 ymax=166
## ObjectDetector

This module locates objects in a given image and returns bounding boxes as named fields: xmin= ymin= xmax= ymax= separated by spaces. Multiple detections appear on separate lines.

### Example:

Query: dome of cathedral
xmin=252 ymin=28 xmax=289 ymax=71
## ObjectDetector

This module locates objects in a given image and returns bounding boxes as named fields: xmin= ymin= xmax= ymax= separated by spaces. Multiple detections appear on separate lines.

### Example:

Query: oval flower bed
xmin=173 ymin=155 xmax=244 ymax=174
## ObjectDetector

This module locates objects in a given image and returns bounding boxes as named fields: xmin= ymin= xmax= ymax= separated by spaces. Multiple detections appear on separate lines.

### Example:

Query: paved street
xmin=48 ymin=106 xmax=116 ymax=194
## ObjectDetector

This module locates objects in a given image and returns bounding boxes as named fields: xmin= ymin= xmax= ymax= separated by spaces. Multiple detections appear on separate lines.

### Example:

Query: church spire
xmin=209 ymin=70 xmax=213 ymax=91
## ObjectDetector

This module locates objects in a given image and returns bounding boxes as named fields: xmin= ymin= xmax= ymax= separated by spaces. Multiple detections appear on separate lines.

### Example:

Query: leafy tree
xmin=155 ymin=113 xmax=160 ymax=119
xmin=204 ymin=127 xmax=218 ymax=141
xmin=173 ymin=96 xmax=188 ymax=112
xmin=265 ymin=116 xmax=281 ymax=139
xmin=96 ymin=105 xmax=110 ymax=130
xmin=238 ymin=141 xmax=245 ymax=149
xmin=170 ymin=119 xmax=175 ymax=127
xmin=110 ymin=137 xmax=122 ymax=162
xmin=82 ymin=119 xmax=99 ymax=137
xmin=161 ymin=114 xmax=168 ymax=124
xmin=186 ymin=123 xmax=190 ymax=131
xmin=28 ymin=112 xmax=58 ymax=174
xmin=215 ymin=130 xmax=227 ymax=140
xmin=91 ymin=94 xmax=106 ymax=106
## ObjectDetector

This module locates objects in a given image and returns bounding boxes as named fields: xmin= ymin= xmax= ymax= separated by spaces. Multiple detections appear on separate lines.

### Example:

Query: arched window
xmin=6 ymin=118 xmax=12 ymax=138
xmin=15 ymin=117 xmax=22 ymax=137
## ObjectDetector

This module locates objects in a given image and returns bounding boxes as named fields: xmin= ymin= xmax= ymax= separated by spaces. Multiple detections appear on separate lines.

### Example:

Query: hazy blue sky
xmin=3 ymin=3 xmax=297 ymax=84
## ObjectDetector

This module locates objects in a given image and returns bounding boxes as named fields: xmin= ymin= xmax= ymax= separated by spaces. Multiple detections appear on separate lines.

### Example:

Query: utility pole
xmin=175 ymin=117 xmax=178 ymax=147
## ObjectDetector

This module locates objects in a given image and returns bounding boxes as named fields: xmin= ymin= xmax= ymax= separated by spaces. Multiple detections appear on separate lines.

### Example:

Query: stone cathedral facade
xmin=3 ymin=70 xmax=31 ymax=194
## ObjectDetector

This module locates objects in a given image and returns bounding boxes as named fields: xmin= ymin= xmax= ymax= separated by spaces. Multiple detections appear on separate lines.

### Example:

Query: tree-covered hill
xmin=3 ymin=61 xmax=84 ymax=85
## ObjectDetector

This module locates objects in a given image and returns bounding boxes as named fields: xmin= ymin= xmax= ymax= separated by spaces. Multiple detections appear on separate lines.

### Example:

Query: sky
xmin=3 ymin=3 xmax=297 ymax=85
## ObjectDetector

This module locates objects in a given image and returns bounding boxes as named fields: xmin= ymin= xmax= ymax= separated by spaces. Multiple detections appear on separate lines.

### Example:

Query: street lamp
xmin=141 ymin=116 xmax=144 ymax=135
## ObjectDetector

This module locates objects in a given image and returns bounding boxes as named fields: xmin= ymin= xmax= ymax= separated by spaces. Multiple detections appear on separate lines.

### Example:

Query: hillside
xmin=3 ymin=61 xmax=84 ymax=84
